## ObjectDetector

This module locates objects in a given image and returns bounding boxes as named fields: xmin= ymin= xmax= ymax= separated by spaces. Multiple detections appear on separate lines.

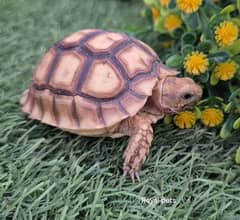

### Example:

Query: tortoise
xmin=21 ymin=29 xmax=202 ymax=181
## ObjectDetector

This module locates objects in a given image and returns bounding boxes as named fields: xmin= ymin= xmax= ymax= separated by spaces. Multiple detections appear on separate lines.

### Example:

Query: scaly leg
xmin=118 ymin=115 xmax=153 ymax=182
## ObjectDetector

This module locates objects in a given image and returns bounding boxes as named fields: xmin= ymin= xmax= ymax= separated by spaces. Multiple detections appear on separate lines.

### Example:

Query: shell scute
xmin=101 ymin=103 xmax=127 ymax=126
xmin=86 ymin=32 xmax=127 ymax=52
xmin=134 ymin=39 xmax=158 ymax=57
xmin=131 ymin=76 xmax=158 ymax=96
xmin=81 ymin=59 xmax=125 ymax=98
xmin=40 ymin=90 xmax=57 ymax=126
xmin=30 ymin=89 xmax=43 ymax=121
xmin=74 ymin=96 xmax=101 ymax=130
xmin=33 ymin=48 xmax=56 ymax=85
xmin=54 ymin=95 xmax=79 ymax=129
xmin=116 ymin=45 xmax=155 ymax=78
xmin=60 ymin=29 xmax=98 ymax=48
xmin=49 ymin=51 xmax=86 ymax=92
xmin=120 ymin=93 xmax=146 ymax=116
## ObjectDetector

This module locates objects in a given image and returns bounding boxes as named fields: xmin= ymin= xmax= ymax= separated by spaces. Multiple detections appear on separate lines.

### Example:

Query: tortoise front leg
xmin=119 ymin=115 xmax=153 ymax=182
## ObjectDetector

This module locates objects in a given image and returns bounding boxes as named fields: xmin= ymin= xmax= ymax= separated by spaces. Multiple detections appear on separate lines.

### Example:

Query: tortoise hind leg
xmin=118 ymin=115 xmax=153 ymax=182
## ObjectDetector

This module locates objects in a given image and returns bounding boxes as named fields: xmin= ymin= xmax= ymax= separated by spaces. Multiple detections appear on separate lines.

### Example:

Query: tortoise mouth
xmin=182 ymin=103 xmax=196 ymax=111
xmin=162 ymin=102 xmax=197 ymax=115
xmin=162 ymin=107 xmax=179 ymax=115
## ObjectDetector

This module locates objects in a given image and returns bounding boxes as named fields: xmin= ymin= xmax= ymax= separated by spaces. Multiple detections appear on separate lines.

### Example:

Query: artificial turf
xmin=1 ymin=0 xmax=240 ymax=219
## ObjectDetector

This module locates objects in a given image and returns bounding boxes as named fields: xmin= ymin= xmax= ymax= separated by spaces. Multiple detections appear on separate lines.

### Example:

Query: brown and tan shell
xmin=21 ymin=29 xmax=163 ymax=135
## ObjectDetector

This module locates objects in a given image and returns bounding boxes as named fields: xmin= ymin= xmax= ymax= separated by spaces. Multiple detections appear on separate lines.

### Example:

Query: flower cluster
xmin=174 ymin=108 xmax=224 ymax=129
xmin=142 ymin=0 xmax=240 ymax=137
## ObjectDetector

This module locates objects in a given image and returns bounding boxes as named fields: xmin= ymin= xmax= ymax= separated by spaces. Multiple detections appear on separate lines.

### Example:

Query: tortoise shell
xmin=21 ymin=29 xmax=163 ymax=133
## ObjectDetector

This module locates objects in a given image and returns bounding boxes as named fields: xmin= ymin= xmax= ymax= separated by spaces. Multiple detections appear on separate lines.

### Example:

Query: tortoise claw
xmin=135 ymin=172 xmax=141 ymax=182
xmin=130 ymin=172 xmax=135 ymax=183
xmin=123 ymin=166 xmax=141 ymax=183
xmin=123 ymin=170 xmax=128 ymax=177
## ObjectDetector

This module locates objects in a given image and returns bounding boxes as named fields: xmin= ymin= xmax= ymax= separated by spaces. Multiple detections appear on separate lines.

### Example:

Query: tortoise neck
xmin=142 ymin=96 xmax=164 ymax=116
xmin=150 ymin=78 xmax=167 ymax=114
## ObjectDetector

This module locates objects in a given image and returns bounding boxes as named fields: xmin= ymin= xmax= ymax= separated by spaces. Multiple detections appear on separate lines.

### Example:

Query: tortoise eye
xmin=183 ymin=93 xmax=193 ymax=100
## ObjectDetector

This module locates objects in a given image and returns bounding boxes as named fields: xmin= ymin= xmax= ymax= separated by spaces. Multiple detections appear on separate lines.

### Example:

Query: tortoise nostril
xmin=183 ymin=93 xmax=193 ymax=100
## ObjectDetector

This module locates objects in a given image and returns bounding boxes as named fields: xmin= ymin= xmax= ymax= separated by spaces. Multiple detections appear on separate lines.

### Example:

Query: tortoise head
xmin=152 ymin=65 xmax=202 ymax=114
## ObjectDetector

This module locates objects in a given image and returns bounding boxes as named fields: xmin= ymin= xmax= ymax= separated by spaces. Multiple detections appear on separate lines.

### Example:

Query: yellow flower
xmin=184 ymin=51 xmax=209 ymax=75
xmin=152 ymin=7 xmax=161 ymax=23
xmin=160 ymin=0 xmax=170 ymax=7
xmin=174 ymin=111 xmax=196 ymax=129
xmin=176 ymin=0 xmax=202 ymax=14
xmin=165 ymin=14 xmax=182 ymax=32
xmin=214 ymin=61 xmax=237 ymax=81
xmin=215 ymin=21 xmax=239 ymax=47
xmin=201 ymin=108 xmax=224 ymax=127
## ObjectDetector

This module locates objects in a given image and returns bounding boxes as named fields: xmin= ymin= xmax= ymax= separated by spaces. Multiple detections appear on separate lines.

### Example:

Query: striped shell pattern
xmin=21 ymin=29 xmax=162 ymax=131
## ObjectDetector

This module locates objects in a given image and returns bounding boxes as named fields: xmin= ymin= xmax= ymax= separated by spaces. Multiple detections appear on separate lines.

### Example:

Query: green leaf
xmin=197 ymin=98 xmax=209 ymax=107
xmin=209 ymin=51 xmax=229 ymax=63
xmin=235 ymin=146 xmax=240 ymax=164
xmin=145 ymin=8 xmax=154 ymax=25
xmin=186 ymin=12 xmax=199 ymax=29
xmin=220 ymin=114 xmax=235 ymax=139
xmin=198 ymin=97 xmax=224 ymax=108
xmin=229 ymin=88 xmax=240 ymax=102
xmin=193 ymin=106 xmax=201 ymax=119
xmin=155 ymin=18 xmax=166 ymax=33
xmin=236 ymin=104 xmax=240 ymax=113
xmin=238 ymin=0 xmax=240 ymax=10
xmin=204 ymin=0 xmax=221 ymax=13
xmin=181 ymin=44 xmax=194 ymax=56
xmin=144 ymin=0 xmax=157 ymax=6
xmin=168 ymin=0 xmax=176 ymax=9
xmin=210 ymin=14 xmax=226 ymax=27
xmin=225 ymin=39 xmax=240 ymax=55
xmin=163 ymin=115 xmax=173 ymax=125
xmin=232 ymin=54 xmax=240 ymax=63
xmin=199 ymin=8 xmax=212 ymax=40
xmin=181 ymin=32 xmax=197 ymax=45
xmin=231 ymin=18 xmax=240 ymax=27
xmin=166 ymin=54 xmax=184 ymax=68
xmin=233 ymin=117 xmax=240 ymax=129
xmin=210 ymin=72 xmax=219 ymax=86
xmin=220 ymin=4 xmax=235 ymax=16
xmin=172 ymin=27 xmax=184 ymax=39
xmin=158 ymin=33 xmax=172 ymax=41
xmin=229 ymin=82 xmax=240 ymax=94
xmin=197 ymin=41 xmax=212 ymax=53
xmin=224 ymin=102 xmax=234 ymax=113
xmin=198 ymin=72 xmax=209 ymax=83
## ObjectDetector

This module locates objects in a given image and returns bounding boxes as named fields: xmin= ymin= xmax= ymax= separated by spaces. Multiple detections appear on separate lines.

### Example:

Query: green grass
xmin=1 ymin=0 xmax=240 ymax=219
